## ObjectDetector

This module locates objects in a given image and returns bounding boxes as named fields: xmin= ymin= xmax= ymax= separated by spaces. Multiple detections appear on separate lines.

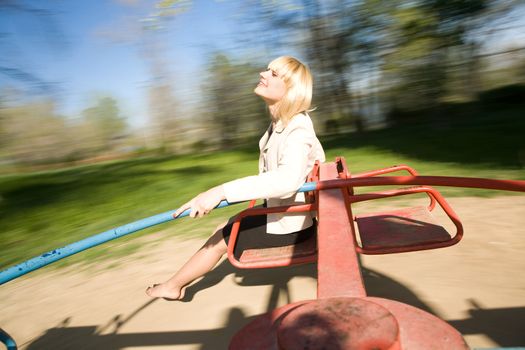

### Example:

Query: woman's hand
xmin=174 ymin=185 xmax=226 ymax=218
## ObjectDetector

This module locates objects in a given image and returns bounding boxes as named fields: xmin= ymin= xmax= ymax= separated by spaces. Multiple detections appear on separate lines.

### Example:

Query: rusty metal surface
xmin=368 ymin=297 xmax=469 ymax=350
xmin=356 ymin=206 xmax=451 ymax=249
xmin=239 ymin=234 xmax=317 ymax=265
xmin=229 ymin=301 xmax=308 ymax=350
xmin=230 ymin=296 xmax=468 ymax=350
xmin=277 ymin=297 xmax=401 ymax=350
xmin=351 ymin=184 xmax=464 ymax=254
xmin=317 ymin=162 xmax=366 ymax=299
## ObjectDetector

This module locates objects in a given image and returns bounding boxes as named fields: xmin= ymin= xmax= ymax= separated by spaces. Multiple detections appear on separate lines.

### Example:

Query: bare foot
xmin=146 ymin=283 xmax=185 ymax=301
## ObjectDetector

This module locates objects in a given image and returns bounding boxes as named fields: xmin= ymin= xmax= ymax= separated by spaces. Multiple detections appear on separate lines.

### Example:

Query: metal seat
xmin=226 ymin=162 xmax=320 ymax=269
xmin=238 ymin=232 xmax=317 ymax=266
xmin=343 ymin=160 xmax=463 ymax=254
xmin=355 ymin=205 xmax=452 ymax=252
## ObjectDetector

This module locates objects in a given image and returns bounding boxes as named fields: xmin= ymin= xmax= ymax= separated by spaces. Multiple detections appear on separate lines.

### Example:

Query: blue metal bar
xmin=474 ymin=348 xmax=525 ymax=350
xmin=0 ymin=200 xmax=233 ymax=285
xmin=0 ymin=328 xmax=17 ymax=350
xmin=2 ymin=175 xmax=524 ymax=285
xmin=0 ymin=182 xmax=315 ymax=285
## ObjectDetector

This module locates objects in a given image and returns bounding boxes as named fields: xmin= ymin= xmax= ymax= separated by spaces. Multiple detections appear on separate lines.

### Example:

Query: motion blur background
xmin=1 ymin=0 xmax=525 ymax=269
xmin=1 ymin=0 xmax=524 ymax=165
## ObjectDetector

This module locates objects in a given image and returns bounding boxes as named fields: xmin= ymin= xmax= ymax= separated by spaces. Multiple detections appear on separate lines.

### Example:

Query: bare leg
xmin=146 ymin=221 xmax=228 ymax=300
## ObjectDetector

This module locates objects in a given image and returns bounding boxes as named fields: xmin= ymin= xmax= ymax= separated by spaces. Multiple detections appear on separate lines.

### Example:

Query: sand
xmin=1 ymin=195 xmax=524 ymax=349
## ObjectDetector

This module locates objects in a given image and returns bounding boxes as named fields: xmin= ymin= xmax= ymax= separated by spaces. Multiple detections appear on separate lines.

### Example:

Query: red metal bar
xmin=305 ymin=160 xmax=320 ymax=205
xmin=315 ymin=175 xmax=525 ymax=193
xmin=353 ymin=164 xmax=420 ymax=178
xmin=316 ymin=162 xmax=366 ymax=299
xmin=349 ymin=186 xmax=439 ymax=203
xmin=353 ymin=164 xmax=437 ymax=210
xmin=225 ymin=173 xmax=524 ymax=269
xmin=335 ymin=158 xmax=362 ymax=250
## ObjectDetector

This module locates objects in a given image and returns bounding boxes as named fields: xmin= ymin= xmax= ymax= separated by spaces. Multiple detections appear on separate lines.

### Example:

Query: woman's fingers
xmin=175 ymin=187 xmax=224 ymax=219
xmin=186 ymin=201 xmax=204 ymax=218
xmin=175 ymin=201 xmax=192 ymax=217
xmin=191 ymin=206 xmax=200 ymax=218
xmin=193 ymin=201 xmax=209 ymax=218
xmin=175 ymin=201 xmax=203 ymax=218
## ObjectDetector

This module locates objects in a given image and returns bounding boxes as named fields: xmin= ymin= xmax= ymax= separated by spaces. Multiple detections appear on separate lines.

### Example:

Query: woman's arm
xmin=175 ymin=124 xmax=316 ymax=218
xmin=223 ymin=126 xmax=314 ymax=203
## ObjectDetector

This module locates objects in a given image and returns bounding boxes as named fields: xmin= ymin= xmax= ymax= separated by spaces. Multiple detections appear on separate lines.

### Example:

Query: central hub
xmin=277 ymin=297 xmax=401 ymax=350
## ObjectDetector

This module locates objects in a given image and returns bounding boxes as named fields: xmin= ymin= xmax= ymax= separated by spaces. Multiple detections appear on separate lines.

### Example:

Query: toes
xmin=145 ymin=283 xmax=182 ymax=300
xmin=145 ymin=284 xmax=158 ymax=296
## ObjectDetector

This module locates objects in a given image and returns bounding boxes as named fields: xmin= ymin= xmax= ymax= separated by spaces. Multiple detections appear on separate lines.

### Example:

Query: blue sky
xmin=1 ymin=1 xmax=524 ymax=129
xmin=1 ymin=0 xmax=261 ymax=128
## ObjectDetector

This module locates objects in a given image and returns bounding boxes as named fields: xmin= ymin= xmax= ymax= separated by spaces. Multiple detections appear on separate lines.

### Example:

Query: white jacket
xmin=223 ymin=112 xmax=325 ymax=234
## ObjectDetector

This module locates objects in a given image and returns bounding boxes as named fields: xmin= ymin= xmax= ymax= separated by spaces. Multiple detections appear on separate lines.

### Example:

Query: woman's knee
xmin=214 ymin=220 xmax=228 ymax=233
xmin=203 ymin=221 xmax=228 ymax=251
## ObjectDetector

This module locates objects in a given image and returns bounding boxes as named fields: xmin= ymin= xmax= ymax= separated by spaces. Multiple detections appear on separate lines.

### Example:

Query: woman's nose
xmin=261 ymin=69 xmax=273 ymax=78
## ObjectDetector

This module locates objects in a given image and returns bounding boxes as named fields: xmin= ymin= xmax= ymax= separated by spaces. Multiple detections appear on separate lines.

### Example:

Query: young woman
xmin=146 ymin=56 xmax=325 ymax=300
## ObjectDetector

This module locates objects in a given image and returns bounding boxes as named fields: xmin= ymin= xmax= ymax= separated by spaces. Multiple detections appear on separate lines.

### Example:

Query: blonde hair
xmin=267 ymin=56 xmax=313 ymax=124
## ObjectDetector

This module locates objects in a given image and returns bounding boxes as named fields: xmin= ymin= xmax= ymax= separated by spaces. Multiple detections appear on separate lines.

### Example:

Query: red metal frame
xmin=226 ymin=156 xmax=525 ymax=268
xmin=352 ymin=163 xmax=437 ymax=211
xmin=226 ymin=158 xmax=470 ymax=267
xmin=229 ymin=159 xmax=472 ymax=349
xmin=228 ymin=157 xmax=525 ymax=349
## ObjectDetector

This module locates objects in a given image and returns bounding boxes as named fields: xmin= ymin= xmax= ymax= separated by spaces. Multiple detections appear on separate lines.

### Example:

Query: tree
xmin=356 ymin=0 xmax=517 ymax=115
xmin=202 ymin=53 xmax=266 ymax=148
xmin=81 ymin=96 xmax=127 ymax=151
xmin=147 ymin=83 xmax=179 ymax=152
xmin=237 ymin=0 xmax=521 ymax=130
xmin=140 ymin=0 xmax=192 ymax=152
xmin=0 ymin=101 xmax=72 ymax=164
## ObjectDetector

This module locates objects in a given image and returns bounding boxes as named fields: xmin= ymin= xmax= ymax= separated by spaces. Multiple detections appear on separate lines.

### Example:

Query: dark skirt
xmin=222 ymin=205 xmax=316 ymax=259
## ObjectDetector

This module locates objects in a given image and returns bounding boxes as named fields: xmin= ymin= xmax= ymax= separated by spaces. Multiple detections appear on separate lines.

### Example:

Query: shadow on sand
xmin=24 ymin=260 xmax=525 ymax=349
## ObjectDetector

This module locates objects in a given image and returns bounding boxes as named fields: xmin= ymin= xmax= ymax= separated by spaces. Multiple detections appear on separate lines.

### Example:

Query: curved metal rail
xmin=1 ymin=175 xmax=524 ymax=285
xmin=0 ymin=329 xmax=16 ymax=350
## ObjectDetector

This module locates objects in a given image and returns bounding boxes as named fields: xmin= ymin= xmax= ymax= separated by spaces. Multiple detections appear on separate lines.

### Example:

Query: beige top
xmin=223 ymin=112 xmax=325 ymax=234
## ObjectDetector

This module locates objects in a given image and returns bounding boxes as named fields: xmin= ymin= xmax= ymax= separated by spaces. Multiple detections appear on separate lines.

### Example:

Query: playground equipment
xmin=2 ymin=157 xmax=525 ymax=349
xmin=228 ymin=158 xmax=470 ymax=349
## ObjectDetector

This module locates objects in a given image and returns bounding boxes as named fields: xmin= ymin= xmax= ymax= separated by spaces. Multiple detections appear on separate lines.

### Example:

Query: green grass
xmin=0 ymin=151 xmax=257 ymax=271
xmin=1 ymin=107 xmax=524 ymax=271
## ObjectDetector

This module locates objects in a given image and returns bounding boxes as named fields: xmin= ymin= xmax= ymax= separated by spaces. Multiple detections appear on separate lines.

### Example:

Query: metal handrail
xmin=1 ymin=174 xmax=524 ymax=285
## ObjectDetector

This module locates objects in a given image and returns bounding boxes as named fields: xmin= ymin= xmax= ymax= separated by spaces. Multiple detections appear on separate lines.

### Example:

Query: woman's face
xmin=254 ymin=67 xmax=287 ymax=104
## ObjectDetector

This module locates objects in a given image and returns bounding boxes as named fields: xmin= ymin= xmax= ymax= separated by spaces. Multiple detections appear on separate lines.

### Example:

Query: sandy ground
xmin=1 ymin=195 xmax=524 ymax=349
